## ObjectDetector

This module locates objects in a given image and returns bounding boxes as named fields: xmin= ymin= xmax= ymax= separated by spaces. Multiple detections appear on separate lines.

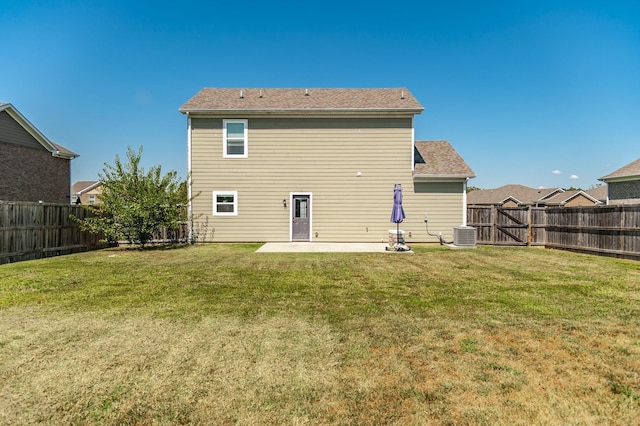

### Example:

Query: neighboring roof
xmin=599 ymin=158 xmax=640 ymax=182
xmin=0 ymin=103 xmax=78 ymax=159
xmin=542 ymin=190 xmax=602 ymax=206
xmin=179 ymin=88 xmax=424 ymax=114
xmin=413 ymin=141 xmax=475 ymax=179
xmin=72 ymin=180 xmax=101 ymax=194
xmin=467 ymin=184 xmax=566 ymax=206
xmin=586 ymin=185 xmax=607 ymax=201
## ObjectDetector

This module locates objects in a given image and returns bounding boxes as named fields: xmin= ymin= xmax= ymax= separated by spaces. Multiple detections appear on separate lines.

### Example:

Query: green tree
xmin=75 ymin=146 xmax=188 ymax=248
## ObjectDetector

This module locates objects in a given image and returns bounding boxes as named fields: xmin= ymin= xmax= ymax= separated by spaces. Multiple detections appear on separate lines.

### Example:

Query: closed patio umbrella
xmin=390 ymin=184 xmax=405 ymax=246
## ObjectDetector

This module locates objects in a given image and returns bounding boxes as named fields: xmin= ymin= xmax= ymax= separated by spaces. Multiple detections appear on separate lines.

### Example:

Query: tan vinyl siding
xmin=409 ymin=181 xmax=465 ymax=242
xmin=563 ymin=194 xmax=592 ymax=207
xmin=190 ymin=116 xmax=465 ymax=242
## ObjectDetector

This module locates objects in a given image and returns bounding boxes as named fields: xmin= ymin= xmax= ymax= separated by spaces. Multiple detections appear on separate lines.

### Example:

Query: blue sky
xmin=2 ymin=0 xmax=639 ymax=189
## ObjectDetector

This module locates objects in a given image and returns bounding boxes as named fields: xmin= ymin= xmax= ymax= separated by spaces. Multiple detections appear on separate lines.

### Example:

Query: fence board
xmin=545 ymin=205 xmax=640 ymax=260
xmin=1 ymin=202 xmax=107 ymax=264
xmin=467 ymin=206 xmax=546 ymax=246
xmin=468 ymin=204 xmax=640 ymax=260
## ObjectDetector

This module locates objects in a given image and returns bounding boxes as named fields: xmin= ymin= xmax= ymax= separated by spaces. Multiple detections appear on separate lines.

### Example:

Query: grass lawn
xmin=1 ymin=244 xmax=639 ymax=425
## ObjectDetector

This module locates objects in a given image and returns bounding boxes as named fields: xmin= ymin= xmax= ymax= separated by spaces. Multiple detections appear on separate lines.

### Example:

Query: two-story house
xmin=71 ymin=180 xmax=102 ymax=205
xmin=180 ymin=88 xmax=475 ymax=243
xmin=0 ymin=103 xmax=77 ymax=203
xmin=599 ymin=158 xmax=640 ymax=205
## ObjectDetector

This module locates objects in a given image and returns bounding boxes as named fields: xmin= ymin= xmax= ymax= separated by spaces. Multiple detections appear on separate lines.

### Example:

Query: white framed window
xmin=213 ymin=191 xmax=238 ymax=216
xmin=223 ymin=119 xmax=248 ymax=158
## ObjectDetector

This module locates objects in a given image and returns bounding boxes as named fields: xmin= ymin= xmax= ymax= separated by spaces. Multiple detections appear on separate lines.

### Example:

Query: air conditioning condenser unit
xmin=453 ymin=226 xmax=476 ymax=247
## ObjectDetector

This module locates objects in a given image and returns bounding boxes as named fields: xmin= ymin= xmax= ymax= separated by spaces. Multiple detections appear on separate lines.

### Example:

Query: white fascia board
xmin=570 ymin=191 xmax=601 ymax=204
xmin=413 ymin=174 xmax=475 ymax=181
xmin=52 ymin=149 xmax=78 ymax=160
xmin=180 ymin=108 xmax=423 ymax=117
xmin=537 ymin=188 xmax=564 ymax=200
xmin=2 ymin=103 xmax=59 ymax=154
xmin=500 ymin=196 xmax=522 ymax=205
xmin=78 ymin=181 xmax=102 ymax=194
xmin=600 ymin=175 xmax=640 ymax=183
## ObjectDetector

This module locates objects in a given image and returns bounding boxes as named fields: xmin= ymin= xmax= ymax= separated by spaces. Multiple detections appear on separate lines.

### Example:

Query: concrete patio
xmin=256 ymin=242 xmax=413 ymax=253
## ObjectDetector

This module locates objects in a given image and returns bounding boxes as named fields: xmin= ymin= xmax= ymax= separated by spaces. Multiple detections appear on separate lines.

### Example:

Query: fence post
xmin=527 ymin=206 xmax=532 ymax=247
xmin=37 ymin=203 xmax=44 ymax=259
xmin=620 ymin=206 xmax=625 ymax=253
xmin=490 ymin=205 xmax=496 ymax=245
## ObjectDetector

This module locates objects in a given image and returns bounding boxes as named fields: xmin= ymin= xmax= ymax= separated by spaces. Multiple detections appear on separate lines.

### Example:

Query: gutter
xmin=52 ymin=151 xmax=78 ymax=160
xmin=179 ymin=108 xmax=425 ymax=116
xmin=599 ymin=175 xmax=640 ymax=183
xmin=413 ymin=174 xmax=476 ymax=180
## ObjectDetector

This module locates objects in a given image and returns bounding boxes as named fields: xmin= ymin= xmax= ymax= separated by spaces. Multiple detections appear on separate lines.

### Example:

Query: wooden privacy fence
xmin=545 ymin=205 xmax=640 ymax=260
xmin=0 ymin=202 xmax=107 ymax=264
xmin=468 ymin=206 xmax=547 ymax=246
xmin=468 ymin=205 xmax=640 ymax=260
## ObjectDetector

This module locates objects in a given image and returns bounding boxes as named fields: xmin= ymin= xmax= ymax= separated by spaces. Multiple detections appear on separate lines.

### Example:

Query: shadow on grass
xmin=113 ymin=243 xmax=191 ymax=251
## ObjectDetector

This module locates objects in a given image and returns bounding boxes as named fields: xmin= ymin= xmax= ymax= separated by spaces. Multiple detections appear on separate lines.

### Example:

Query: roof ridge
xmin=179 ymin=88 xmax=424 ymax=113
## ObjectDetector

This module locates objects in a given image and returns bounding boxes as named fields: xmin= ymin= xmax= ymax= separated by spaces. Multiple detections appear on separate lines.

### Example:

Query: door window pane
xmin=295 ymin=199 xmax=307 ymax=218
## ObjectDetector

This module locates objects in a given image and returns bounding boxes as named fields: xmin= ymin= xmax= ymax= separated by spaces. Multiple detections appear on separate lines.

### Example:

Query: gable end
xmin=0 ymin=103 xmax=77 ymax=159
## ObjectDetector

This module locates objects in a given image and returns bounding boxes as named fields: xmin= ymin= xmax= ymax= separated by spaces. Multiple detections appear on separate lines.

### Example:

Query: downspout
xmin=462 ymin=178 xmax=468 ymax=226
xmin=186 ymin=113 xmax=193 ymax=243
xmin=411 ymin=117 xmax=415 ymax=171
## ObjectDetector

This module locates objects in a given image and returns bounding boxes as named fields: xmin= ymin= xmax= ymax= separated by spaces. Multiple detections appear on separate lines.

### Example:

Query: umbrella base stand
xmin=388 ymin=229 xmax=405 ymax=245
xmin=386 ymin=243 xmax=411 ymax=252
xmin=387 ymin=229 xmax=410 ymax=252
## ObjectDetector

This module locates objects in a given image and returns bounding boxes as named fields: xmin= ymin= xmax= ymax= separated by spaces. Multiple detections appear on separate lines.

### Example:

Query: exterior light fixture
xmin=283 ymin=199 xmax=287 ymax=208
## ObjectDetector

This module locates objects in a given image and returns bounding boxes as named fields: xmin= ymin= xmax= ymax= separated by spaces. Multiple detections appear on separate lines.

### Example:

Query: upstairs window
xmin=223 ymin=119 xmax=248 ymax=158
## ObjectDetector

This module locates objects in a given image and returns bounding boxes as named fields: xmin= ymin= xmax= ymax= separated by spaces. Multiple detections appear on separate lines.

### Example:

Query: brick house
xmin=599 ymin=158 xmax=640 ymax=205
xmin=0 ymin=103 xmax=77 ymax=203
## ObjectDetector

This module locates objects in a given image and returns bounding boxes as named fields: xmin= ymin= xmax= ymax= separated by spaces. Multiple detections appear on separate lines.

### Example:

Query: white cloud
xmin=570 ymin=174 xmax=579 ymax=179
xmin=552 ymin=170 xmax=561 ymax=175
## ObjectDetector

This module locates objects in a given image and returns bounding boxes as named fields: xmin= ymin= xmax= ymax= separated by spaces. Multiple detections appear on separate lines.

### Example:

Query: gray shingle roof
xmin=467 ymin=185 xmax=564 ymax=206
xmin=180 ymin=88 xmax=424 ymax=113
xmin=586 ymin=185 xmax=607 ymax=201
xmin=413 ymin=141 xmax=475 ymax=178
xmin=542 ymin=190 xmax=601 ymax=206
xmin=599 ymin=158 xmax=640 ymax=181
xmin=52 ymin=142 xmax=78 ymax=159
xmin=72 ymin=181 xmax=100 ymax=194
